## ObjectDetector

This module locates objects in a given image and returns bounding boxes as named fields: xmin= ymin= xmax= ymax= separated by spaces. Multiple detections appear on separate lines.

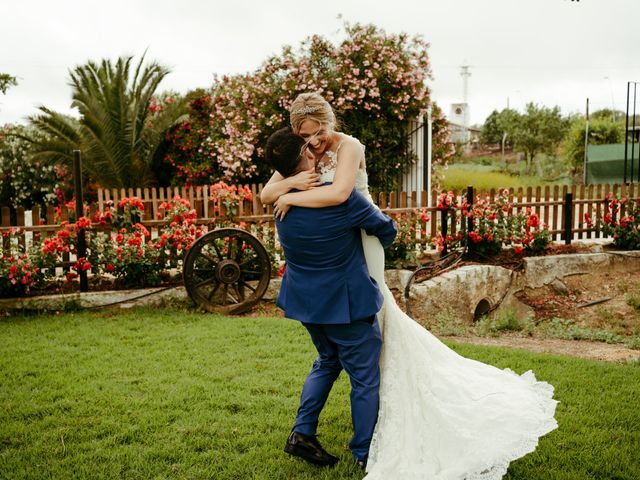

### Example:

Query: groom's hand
xmin=273 ymin=193 xmax=292 ymax=220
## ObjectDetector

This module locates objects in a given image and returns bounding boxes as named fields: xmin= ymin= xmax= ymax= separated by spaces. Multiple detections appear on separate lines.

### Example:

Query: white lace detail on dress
xmin=320 ymin=137 xmax=558 ymax=480
xmin=318 ymin=135 xmax=371 ymax=201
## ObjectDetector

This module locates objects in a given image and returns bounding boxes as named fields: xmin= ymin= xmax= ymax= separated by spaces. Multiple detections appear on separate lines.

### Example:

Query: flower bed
xmin=385 ymin=189 xmax=552 ymax=268
xmin=3 ymin=187 xmax=638 ymax=299
xmin=0 ymin=182 xmax=263 ymax=298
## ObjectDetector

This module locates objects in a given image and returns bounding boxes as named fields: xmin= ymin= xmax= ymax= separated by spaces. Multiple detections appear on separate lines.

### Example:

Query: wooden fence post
xmin=563 ymin=192 xmax=573 ymax=245
xmin=440 ymin=208 xmax=448 ymax=255
xmin=73 ymin=150 xmax=88 ymax=292
xmin=466 ymin=185 xmax=474 ymax=253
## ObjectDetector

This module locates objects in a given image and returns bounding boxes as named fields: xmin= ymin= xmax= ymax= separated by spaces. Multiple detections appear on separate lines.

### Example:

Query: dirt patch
xmin=516 ymin=270 xmax=640 ymax=336
xmin=442 ymin=334 xmax=640 ymax=363
xmin=412 ymin=243 xmax=594 ymax=285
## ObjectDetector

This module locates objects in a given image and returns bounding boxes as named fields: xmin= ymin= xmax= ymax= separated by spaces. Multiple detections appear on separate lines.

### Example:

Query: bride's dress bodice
xmin=318 ymin=134 xmax=372 ymax=201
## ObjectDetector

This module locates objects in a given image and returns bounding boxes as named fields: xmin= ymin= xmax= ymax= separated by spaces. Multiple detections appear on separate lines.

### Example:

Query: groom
xmin=265 ymin=127 xmax=397 ymax=467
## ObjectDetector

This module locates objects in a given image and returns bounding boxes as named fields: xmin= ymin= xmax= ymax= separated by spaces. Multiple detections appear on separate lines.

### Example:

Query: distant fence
xmin=2 ymin=182 xmax=640 ymax=256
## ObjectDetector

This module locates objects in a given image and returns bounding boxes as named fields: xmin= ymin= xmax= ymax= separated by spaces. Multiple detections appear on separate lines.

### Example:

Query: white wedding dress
xmin=320 ymin=136 xmax=558 ymax=480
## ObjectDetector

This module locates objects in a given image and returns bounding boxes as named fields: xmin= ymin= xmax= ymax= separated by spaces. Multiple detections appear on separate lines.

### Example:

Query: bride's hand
xmin=288 ymin=169 xmax=322 ymax=191
xmin=273 ymin=194 xmax=292 ymax=220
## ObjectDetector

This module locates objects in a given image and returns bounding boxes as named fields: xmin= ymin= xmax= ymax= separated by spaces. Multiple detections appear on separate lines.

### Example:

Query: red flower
xmin=583 ymin=212 xmax=593 ymax=227
xmin=514 ymin=246 xmax=524 ymax=256
xmin=278 ymin=263 xmax=286 ymax=277
xmin=468 ymin=231 xmax=483 ymax=243
xmin=75 ymin=216 xmax=92 ymax=231
xmin=106 ymin=264 xmax=115 ymax=272
xmin=526 ymin=214 xmax=540 ymax=229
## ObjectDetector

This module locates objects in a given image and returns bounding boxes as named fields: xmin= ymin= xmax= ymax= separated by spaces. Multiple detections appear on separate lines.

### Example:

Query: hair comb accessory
xmin=290 ymin=105 xmax=322 ymax=116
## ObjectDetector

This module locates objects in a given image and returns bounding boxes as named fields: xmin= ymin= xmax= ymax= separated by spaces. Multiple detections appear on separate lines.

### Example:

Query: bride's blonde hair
xmin=289 ymin=92 xmax=338 ymax=133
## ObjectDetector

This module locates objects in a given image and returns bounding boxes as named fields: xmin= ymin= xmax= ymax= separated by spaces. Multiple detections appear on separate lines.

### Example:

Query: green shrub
xmin=626 ymin=293 xmax=640 ymax=311
xmin=545 ymin=317 xmax=624 ymax=344
xmin=429 ymin=308 xmax=469 ymax=336
xmin=625 ymin=336 xmax=640 ymax=350
xmin=475 ymin=308 xmax=534 ymax=337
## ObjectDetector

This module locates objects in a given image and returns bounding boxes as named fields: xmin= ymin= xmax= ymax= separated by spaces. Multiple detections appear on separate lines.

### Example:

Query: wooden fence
xmin=2 ymin=182 xmax=640 ymax=256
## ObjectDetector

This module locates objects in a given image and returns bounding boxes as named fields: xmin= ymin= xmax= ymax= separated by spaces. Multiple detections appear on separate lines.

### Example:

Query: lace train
xmin=360 ymin=233 xmax=558 ymax=480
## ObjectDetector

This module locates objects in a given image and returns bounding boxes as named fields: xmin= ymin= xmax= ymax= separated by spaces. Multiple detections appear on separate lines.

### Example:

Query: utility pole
xmin=583 ymin=98 xmax=589 ymax=185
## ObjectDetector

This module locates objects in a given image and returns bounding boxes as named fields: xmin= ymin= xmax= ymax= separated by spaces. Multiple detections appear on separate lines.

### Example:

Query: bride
xmin=261 ymin=92 xmax=558 ymax=479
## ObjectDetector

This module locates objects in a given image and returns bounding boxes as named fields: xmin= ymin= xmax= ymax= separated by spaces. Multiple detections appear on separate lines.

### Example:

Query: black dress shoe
xmin=284 ymin=431 xmax=339 ymax=466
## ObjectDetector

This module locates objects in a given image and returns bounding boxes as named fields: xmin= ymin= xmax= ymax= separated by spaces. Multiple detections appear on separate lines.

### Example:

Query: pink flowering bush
xmin=162 ymin=23 xmax=454 ymax=190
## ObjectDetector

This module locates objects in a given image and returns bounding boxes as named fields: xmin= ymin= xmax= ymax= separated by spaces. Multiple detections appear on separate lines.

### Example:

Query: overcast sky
xmin=2 ymin=0 xmax=639 ymax=126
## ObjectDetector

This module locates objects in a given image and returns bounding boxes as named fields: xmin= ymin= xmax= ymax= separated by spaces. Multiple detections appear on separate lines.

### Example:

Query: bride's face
xmin=298 ymin=119 xmax=331 ymax=156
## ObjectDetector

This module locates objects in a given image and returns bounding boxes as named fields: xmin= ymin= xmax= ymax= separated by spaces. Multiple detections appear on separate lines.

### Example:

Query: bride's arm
xmin=260 ymin=169 xmax=322 ymax=205
xmin=273 ymin=141 xmax=361 ymax=219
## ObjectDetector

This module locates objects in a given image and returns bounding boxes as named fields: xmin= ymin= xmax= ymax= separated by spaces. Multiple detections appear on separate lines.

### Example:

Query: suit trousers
xmin=293 ymin=317 xmax=382 ymax=461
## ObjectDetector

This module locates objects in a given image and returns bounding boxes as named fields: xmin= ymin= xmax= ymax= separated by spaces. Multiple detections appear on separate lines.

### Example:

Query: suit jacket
xmin=275 ymin=189 xmax=397 ymax=324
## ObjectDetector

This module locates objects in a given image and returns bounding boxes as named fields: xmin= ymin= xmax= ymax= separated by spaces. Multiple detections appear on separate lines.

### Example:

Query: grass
xmin=439 ymin=164 xmax=554 ymax=192
xmin=1 ymin=307 xmax=639 ymax=479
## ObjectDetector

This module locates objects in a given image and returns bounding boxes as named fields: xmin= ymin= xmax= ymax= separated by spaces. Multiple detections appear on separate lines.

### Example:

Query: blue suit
xmin=275 ymin=189 xmax=397 ymax=461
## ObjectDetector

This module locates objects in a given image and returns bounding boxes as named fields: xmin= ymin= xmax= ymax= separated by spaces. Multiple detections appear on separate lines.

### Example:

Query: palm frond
xmin=29 ymin=54 xmax=180 ymax=189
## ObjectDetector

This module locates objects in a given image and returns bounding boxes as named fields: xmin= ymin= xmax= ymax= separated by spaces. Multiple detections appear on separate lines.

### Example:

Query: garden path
xmin=443 ymin=334 xmax=640 ymax=363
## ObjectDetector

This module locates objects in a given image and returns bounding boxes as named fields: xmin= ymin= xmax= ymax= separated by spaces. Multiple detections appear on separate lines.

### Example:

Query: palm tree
xmin=27 ymin=55 xmax=186 ymax=188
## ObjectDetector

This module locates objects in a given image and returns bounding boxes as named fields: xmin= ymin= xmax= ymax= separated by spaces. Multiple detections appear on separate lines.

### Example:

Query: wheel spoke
xmin=240 ymin=270 xmax=261 ymax=275
xmin=222 ymin=284 xmax=229 ymax=305
xmin=227 ymin=237 xmax=237 ymax=259
xmin=211 ymin=241 xmax=224 ymax=260
xmin=239 ymin=279 xmax=256 ymax=293
xmin=231 ymin=283 xmax=244 ymax=301
xmin=207 ymin=281 xmax=221 ymax=301
xmin=235 ymin=239 xmax=244 ymax=262
xmin=239 ymin=256 xmax=257 ymax=267
xmin=193 ymin=267 xmax=215 ymax=275
xmin=200 ymin=252 xmax=219 ymax=265
xmin=194 ymin=276 xmax=217 ymax=289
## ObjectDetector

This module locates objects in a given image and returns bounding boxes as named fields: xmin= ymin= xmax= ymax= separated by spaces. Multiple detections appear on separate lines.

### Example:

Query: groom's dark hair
xmin=265 ymin=127 xmax=306 ymax=178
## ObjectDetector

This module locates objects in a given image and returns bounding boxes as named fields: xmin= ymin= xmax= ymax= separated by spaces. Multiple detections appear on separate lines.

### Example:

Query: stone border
xmin=406 ymin=251 xmax=640 ymax=324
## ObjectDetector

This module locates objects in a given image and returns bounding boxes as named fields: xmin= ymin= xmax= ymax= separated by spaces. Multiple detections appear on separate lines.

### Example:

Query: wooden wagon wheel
xmin=183 ymin=228 xmax=271 ymax=314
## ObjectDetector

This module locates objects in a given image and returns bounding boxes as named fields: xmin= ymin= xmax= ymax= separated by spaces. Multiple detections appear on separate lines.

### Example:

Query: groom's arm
xmin=346 ymin=190 xmax=397 ymax=249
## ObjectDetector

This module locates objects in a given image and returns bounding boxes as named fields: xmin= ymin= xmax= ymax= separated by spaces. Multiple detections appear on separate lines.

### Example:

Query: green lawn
xmin=438 ymin=163 xmax=571 ymax=192
xmin=1 ymin=308 xmax=639 ymax=479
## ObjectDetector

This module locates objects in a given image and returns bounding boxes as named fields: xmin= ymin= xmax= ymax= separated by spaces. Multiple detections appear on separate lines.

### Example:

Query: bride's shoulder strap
xmin=336 ymin=133 xmax=365 ymax=154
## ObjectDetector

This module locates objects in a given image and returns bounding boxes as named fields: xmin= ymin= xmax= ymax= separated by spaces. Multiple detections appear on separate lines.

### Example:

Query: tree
xmin=0 ymin=73 xmax=17 ymax=95
xmin=26 ymin=55 xmax=187 ymax=189
xmin=509 ymin=103 xmax=569 ymax=174
xmin=591 ymin=108 xmax=626 ymax=123
xmin=481 ymin=110 xmax=502 ymax=145
xmin=480 ymin=108 xmax=520 ymax=148
xmin=561 ymin=116 xmax=624 ymax=175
